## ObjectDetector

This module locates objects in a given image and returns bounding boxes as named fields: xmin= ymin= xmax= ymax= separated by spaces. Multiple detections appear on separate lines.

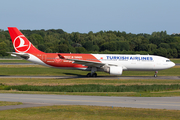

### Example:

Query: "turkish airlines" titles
xmin=106 ymin=56 xmax=153 ymax=61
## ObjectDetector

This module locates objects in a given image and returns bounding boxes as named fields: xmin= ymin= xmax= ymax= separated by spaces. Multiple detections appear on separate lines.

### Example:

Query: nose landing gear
xmin=154 ymin=71 xmax=158 ymax=77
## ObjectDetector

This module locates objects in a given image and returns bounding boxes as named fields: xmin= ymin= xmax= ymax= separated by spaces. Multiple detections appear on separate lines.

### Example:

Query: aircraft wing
xmin=7 ymin=52 xmax=29 ymax=59
xmin=58 ymin=54 xmax=106 ymax=67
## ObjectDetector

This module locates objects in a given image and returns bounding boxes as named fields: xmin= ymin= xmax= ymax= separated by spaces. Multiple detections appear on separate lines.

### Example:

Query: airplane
xmin=7 ymin=27 xmax=175 ymax=77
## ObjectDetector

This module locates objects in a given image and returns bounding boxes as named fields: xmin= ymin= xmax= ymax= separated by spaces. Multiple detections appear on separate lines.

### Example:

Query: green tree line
xmin=0 ymin=29 xmax=180 ymax=58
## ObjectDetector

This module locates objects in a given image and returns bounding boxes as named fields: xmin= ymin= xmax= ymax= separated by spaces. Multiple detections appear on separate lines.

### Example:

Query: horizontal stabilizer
xmin=7 ymin=52 xmax=30 ymax=59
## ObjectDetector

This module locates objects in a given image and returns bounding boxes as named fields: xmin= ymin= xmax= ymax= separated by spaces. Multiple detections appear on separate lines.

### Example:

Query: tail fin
xmin=8 ymin=27 xmax=44 ymax=54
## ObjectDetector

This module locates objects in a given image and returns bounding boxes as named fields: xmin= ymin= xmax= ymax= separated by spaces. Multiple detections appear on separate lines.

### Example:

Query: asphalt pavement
xmin=0 ymin=93 xmax=180 ymax=110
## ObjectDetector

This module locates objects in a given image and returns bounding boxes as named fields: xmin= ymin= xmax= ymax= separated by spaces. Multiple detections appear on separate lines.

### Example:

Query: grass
xmin=0 ymin=101 xmax=22 ymax=106
xmin=1 ymin=78 xmax=180 ymax=97
xmin=171 ymin=59 xmax=180 ymax=64
xmin=0 ymin=65 xmax=179 ymax=76
xmin=0 ymin=59 xmax=179 ymax=119
xmin=3 ymin=84 xmax=180 ymax=92
xmin=1 ymin=90 xmax=180 ymax=97
xmin=0 ymin=59 xmax=31 ymax=63
xmin=0 ymin=105 xmax=180 ymax=120
xmin=122 ymin=66 xmax=180 ymax=76
xmin=0 ymin=64 xmax=179 ymax=97
xmin=1 ymin=78 xmax=180 ymax=86
xmin=0 ymin=65 xmax=91 ymax=76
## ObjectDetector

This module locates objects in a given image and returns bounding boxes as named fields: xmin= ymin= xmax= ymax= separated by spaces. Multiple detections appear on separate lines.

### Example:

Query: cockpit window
xmin=166 ymin=60 xmax=171 ymax=62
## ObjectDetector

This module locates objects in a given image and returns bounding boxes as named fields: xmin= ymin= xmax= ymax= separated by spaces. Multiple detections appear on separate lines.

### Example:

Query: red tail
xmin=8 ymin=27 xmax=43 ymax=54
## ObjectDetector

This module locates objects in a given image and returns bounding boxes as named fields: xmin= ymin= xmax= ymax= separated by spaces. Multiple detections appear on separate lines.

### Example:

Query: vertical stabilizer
xmin=8 ymin=27 xmax=44 ymax=54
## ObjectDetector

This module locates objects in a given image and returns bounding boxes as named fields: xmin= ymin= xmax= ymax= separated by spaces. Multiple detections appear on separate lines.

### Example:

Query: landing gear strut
xmin=154 ymin=71 xmax=158 ymax=77
xmin=86 ymin=67 xmax=97 ymax=77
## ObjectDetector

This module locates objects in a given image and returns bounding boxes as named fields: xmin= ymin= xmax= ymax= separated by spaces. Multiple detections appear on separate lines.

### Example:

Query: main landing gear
xmin=86 ymin=72 xmax=97 ymax=77
xmin=86 ymin=67 xmax=97 ymax=77
xmin=154 ymin=71 xmax=158 ymax=77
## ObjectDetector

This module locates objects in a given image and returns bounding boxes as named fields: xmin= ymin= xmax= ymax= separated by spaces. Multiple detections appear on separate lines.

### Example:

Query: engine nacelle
xmin=109 ymin=66 xmax=123 ymax=75
xmin=104 ymin=66 xmax=123 ymax=75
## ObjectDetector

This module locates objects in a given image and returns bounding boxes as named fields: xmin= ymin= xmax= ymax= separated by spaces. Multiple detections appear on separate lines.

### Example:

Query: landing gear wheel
xmin=86 ymin=73 xmax=91 ymax=77
xmin=92 ymin=73 xmax=97 ymax=77
xmin=154 ymin=71 xmax=158 ymax=77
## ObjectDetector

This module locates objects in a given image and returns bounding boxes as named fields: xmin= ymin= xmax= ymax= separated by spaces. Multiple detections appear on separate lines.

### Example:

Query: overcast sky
xmin=1 ymin=0 xmax=180 ymax=34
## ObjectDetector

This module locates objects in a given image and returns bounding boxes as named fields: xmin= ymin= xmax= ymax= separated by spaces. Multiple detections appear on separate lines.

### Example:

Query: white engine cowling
xmin=104 ymin=66 xmax=123 ymax=75
xmin=109 ymin=66 xmax=123 ymax=75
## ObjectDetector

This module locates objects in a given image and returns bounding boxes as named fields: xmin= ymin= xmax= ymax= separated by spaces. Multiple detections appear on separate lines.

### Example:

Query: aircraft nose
xmin=171 ymin=62 xmax=175 ymax=67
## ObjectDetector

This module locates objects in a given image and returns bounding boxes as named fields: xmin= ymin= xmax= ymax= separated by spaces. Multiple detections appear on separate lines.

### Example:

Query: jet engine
xmin=103 ymin=66 xmax=123 ymax=75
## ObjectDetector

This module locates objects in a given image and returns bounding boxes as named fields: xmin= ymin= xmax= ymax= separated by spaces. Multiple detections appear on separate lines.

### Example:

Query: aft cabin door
xmin=42 ymin=55 xmax=47 ymax=62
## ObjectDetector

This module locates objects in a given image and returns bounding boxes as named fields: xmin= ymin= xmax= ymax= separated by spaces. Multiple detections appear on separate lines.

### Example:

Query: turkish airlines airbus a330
xmin=8 ymin=27 xmax=175 ymax=77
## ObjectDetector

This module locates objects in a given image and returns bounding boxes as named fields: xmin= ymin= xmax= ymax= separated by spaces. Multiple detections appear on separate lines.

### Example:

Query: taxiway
xmin=0 ymin=93 xmax=180 ymax=111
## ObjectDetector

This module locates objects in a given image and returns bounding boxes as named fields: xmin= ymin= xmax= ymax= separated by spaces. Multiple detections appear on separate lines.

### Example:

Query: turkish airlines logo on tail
xmin=13 ymin=35 xmax=31 ymax=52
